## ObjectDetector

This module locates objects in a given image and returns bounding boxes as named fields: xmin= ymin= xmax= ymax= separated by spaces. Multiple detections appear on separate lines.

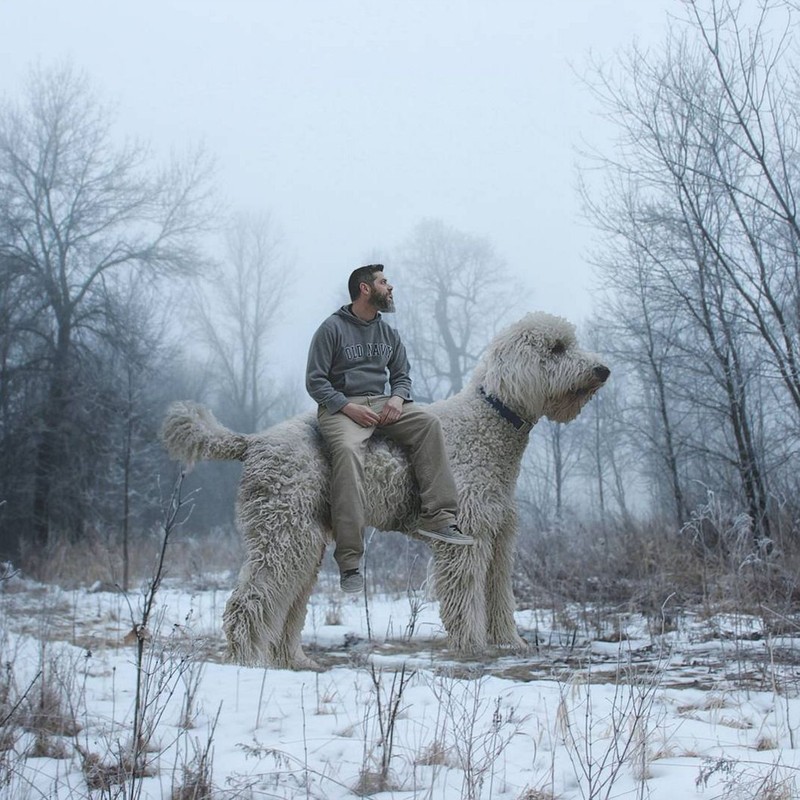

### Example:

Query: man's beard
xmin=370 ymin=287 xmax=395 ymax=312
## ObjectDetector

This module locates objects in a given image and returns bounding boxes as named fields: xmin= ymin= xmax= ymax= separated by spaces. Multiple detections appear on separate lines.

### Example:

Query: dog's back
xmin=240 ymin=412 xmax=422 ymax=536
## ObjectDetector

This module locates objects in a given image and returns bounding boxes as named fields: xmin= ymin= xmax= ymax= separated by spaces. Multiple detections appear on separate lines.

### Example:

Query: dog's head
xmin=474 ymin=312 xmax=609 ymax=425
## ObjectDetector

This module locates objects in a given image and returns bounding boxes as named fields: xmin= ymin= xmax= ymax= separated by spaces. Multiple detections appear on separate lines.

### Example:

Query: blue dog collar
xmin=479 ymin=387 xmax=532 ymax=432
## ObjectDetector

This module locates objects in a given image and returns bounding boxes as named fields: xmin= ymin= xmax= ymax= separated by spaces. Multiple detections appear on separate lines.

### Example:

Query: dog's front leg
xmin=485 ymin=510 xmax=528 ymax=650
xmin=433 ymin=537 xmax=489 ymax=654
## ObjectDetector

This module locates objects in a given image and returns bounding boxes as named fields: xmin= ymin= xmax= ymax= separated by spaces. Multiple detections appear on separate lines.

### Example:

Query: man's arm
xmin=306 ymin=324 xmax=349 ymax=413
xmin=378 ymin=331 xmax=412 ymax=425
xmin=386 ymin=334 xmax=412 ymax=402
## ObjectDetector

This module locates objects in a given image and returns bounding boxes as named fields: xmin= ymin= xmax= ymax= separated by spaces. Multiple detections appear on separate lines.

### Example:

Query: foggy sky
xmin=2 ymin=0 xmax=677 ymax=372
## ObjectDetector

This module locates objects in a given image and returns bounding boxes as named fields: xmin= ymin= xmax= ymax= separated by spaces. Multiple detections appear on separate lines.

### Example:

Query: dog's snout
xmin=594 ymin=365 xmax=610 ymax=382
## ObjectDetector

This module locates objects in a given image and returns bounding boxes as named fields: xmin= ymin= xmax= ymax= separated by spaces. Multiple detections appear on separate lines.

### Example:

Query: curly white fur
xmin=161 ymin=312 xmax=609 ymax=669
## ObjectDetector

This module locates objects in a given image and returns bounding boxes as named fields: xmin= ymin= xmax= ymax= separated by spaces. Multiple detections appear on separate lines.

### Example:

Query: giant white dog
xmin=162 ymin=312 xmax=609 ymax=670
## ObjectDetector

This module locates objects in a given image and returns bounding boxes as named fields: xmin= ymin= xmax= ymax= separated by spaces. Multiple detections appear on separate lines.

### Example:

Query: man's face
xmin=366 ymin=272 xmax=395 ymax=312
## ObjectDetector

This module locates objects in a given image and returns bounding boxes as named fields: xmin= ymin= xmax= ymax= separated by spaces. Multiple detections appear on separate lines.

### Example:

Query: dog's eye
xmin=551 ymin=341 xmax=566 ymax=356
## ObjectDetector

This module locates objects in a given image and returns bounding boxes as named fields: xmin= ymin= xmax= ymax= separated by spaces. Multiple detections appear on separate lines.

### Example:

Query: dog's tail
xmin=161 ymin=401 xmax=249 ymax=464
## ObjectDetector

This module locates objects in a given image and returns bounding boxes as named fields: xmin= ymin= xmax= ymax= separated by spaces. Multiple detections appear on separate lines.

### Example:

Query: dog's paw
xmin=290 ymin=654 xmax=325 ymax=672
xmin=491 ymin=633 xmax=530 ymax=652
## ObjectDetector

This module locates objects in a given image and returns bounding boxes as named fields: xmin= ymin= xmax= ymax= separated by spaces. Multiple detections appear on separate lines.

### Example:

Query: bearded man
xmin=306 ymin=264 xmax=473 ymax=593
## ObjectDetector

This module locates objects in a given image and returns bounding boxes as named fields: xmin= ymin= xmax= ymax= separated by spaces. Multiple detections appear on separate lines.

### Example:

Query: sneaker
xmin=340 ymin=568 xmax=365 ymax=593
xmin=417 ymin=523 xmax=475 ymax=545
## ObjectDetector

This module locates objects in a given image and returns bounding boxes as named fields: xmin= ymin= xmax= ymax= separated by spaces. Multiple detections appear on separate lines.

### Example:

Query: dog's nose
xmin=594 ymin=365 xmax=610 ymax=382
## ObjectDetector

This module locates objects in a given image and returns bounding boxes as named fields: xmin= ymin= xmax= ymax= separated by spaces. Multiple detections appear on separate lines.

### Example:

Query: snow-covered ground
xmin=2 ymin=573 xmax=800 ymax=799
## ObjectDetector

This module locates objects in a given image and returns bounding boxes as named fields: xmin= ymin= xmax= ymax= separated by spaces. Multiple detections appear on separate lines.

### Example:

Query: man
xmin=306 ymin=264 xmax=473 ymax=593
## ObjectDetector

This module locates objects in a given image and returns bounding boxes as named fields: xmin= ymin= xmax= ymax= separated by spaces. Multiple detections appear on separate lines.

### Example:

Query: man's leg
xmin=378 ymin=401 xmax=459 ymax=531
xmin=317 ymin=401 xmax=374 ymax=574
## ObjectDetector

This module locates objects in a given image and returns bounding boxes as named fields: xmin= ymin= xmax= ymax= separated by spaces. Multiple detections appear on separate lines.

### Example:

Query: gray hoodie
xmin=306 ymin=305 xmax=413 ymax=413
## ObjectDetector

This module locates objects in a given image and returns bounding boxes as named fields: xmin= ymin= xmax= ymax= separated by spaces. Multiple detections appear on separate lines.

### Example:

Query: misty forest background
xmin=2 ymin=0 xmax=800 ymax=617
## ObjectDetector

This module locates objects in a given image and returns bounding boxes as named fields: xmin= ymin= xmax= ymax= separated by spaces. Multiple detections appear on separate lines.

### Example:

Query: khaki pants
xmin=317 ymin=396 xmax=458 ymax=572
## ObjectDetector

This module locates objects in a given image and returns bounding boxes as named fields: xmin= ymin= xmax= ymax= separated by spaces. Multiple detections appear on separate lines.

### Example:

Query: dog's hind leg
xmin=225 ymin=505 xmax=329 ymax=670
xmin=268 ymin=541 xmax=326 ymax=671
xmin=485 ymin=511 xmax=527 ymax=650
xmin=223 ymin=561 xmax=286 ymax=666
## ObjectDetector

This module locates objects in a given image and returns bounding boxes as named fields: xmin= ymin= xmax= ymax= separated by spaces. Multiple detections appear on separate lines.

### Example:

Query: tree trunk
xmin=552 ymin=424 xmax=564 ymax=519
xmin=31 ymin=323 xmax=71 ymax=551
xmin=122 ymin=367 xmax=133 ymax=592
xmin=434 ymin=292 xmax=464 ymax=396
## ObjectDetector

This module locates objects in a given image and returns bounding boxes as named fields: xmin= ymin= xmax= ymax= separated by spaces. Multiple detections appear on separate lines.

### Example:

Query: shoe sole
xmin=416 ymin=529 xmax=475 ymax=545
xmin=340 ymin=580 xmax=364 ymax=593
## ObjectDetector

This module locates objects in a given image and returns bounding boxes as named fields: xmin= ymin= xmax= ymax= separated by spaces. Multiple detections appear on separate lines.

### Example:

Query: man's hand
xmin=378 ymin=395 xmax=404 ymax=425
xmin=342 ymin=402 xmax=380 ymax=428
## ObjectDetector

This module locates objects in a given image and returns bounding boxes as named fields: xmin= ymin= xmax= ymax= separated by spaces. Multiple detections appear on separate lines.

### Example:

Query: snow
xmin=2 ymin=575 xmax=800 ymax=799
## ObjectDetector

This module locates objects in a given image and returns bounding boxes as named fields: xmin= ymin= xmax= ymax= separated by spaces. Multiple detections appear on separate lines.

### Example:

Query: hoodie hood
xmin=335 ymin=304 xmax=382 ymax=327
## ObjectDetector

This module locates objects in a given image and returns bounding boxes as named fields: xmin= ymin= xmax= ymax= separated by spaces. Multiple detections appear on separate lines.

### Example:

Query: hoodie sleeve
xmin=387 ymin=330 xmax=413 ymax=401
xmin=306 ymin=322 xmax=349 ymax=413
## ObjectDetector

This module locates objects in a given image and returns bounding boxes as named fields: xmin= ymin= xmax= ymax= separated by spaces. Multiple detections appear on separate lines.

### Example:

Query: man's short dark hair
xmin=348 ymin=264 xmax=384 ymax=301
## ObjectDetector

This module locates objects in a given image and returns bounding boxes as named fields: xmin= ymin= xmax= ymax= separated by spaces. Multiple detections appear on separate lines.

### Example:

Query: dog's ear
xmin=482 ymin=340 xmax=514 ymax=398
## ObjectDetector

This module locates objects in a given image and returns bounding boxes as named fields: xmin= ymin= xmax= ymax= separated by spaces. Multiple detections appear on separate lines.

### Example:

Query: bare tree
xmin=395 ymin=218 xmax=516 ymax=401
xmin=518 ymin=417 xmax=586 ymax=529
xmin=589 ymin=212 xmax=697 ymax=527
xmin=0 ymin=63 xmax=213 ymax=554
xmin=192 ymin=212 xmax=290 ymax=433
xmin=569 ymin=324 xmax=639 ymax=527
xmin=583 ymin=0 xmax=800 ymax=537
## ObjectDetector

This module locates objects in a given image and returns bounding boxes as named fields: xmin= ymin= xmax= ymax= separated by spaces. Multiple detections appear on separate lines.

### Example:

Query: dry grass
xmin=18 ymin=491 xmax=800 ymax=639
xmin=353 ymin=768 xmax=402 ymax=795
xmin=77 ymin=745 xmax=157 ymax=791
xmin=22 ymin=682 xmax=80 ymax=738
xmin=414 ymin=738 xmax=454 ymax=767
xmin=755 ymin=736 xmax=778 ymax=751
xmin=171 ymin=737 xmax=215 ymax=800
xmin=324 ymin=596 xmax=343 ymax=625
xmin=517 ymin=789 xmax=560 ymax=800
xmin=514 ymin=506 xmax=800 ymax=627
xmin=17 ymin=525 xmax=244 ymax=592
